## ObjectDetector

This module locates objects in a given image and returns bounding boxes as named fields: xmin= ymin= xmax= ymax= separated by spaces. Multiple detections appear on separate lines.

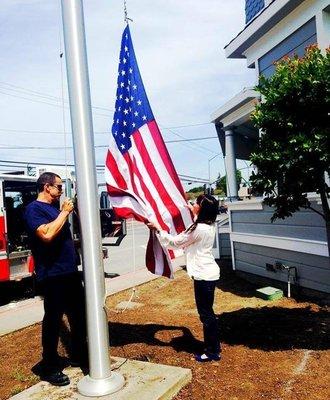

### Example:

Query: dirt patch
xmin=0 ymin=263 xmax=329 ymax=399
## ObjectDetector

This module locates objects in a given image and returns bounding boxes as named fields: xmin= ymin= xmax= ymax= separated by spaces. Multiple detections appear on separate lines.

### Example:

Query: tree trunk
xmin=319 ymin=184 xmax=330 ymax=258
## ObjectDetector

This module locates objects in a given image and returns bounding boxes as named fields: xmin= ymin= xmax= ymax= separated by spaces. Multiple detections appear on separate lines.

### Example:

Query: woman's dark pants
xmin=194 ymin=279 xmax=220 ymax=355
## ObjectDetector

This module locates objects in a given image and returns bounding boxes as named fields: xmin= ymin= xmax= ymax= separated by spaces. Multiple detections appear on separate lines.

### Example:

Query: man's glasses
xmin=51 ymin=184 xmax=63 ymax=191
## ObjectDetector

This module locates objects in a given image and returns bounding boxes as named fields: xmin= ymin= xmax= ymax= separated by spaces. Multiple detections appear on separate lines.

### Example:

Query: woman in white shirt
xmin=148 ymin=194 xmax=220 ymax=362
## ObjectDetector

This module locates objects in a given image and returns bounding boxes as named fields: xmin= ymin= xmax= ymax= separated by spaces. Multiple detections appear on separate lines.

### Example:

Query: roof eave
xmin=211 ymin=88 xmax=260 ymax=124
xmin=224 ymin=0 xmax=305 ymax=59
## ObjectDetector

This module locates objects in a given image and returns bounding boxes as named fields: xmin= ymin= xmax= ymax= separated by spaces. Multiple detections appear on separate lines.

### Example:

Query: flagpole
xmin=61 ymin=0 xmax=124 ymax=396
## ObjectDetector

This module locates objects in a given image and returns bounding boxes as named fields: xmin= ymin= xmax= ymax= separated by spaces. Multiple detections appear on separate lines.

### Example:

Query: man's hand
xmin=62 ymin=198 xmax=74 ymax=214
xmin=37 ymin=198 xmax=74 ymax=242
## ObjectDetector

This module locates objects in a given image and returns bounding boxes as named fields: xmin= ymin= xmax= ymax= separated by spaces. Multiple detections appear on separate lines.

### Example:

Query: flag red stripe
xmin=106 ymin=150 xmax=127 ymax=189
xmin=112 ymin=206 xmax=147 ymax=222
xmin=133 ymin=129 xmax=186 ymax=233
xmin=168 ymin=249 xmax=175 ymax=259
xmin=146 ymin=232 xmax=156 ymax=274
xmin=123 ymin=152 xmax=139 ymax=195
xmin=148 ymin=121 xmax=186 ymax=199
xmin=162 ymin=250 xmax=171 ymax=278
xmin=106 ymin=183 xmax=134 ymax=198
xmin=127 ymin=152 xmax=167 ymax=230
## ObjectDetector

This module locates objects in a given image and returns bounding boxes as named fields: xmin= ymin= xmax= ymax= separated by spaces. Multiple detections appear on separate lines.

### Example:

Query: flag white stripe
xmin=153 ymin=238 xmax=165 ymax=276
xmin=107 ymin=132 xmax=159 ymax=221
xmin=128 ymin=155 xmax=157 ymax=220
xmin=109 ymin=195 xmax=148 ymax=219
xmin=107 ymin=133 xmax=135 ymax=192
xmin=129 ymin=134 xmax=178 ymax=234
xmin=140 ymin=124 xmax=192 ymax=229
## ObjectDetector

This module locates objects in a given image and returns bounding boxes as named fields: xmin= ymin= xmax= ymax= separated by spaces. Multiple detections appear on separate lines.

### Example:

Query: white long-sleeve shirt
xmin=158 ymin=223 xmax=220 ymax=281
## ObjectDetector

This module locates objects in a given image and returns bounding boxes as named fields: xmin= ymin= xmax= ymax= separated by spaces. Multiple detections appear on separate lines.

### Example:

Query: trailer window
xmin=3 ymin=181 xmax=37 ymax=253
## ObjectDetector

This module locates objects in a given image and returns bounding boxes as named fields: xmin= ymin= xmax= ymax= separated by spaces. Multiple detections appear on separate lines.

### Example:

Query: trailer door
xmin=3 ymin=180 xmax=37 ymax=281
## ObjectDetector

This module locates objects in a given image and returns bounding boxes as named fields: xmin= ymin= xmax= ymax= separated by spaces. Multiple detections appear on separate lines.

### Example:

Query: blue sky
xmin=0 ymin=0 xmax=255 ymax=188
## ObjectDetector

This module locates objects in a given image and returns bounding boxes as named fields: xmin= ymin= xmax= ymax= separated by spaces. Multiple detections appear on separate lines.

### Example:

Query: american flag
xmin=105 ymin=25 xmax=192 ymax=278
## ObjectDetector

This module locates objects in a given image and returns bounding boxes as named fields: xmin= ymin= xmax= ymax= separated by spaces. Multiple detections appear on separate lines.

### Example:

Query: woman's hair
xmin=186 ymin=194 xmax=219 ymax=233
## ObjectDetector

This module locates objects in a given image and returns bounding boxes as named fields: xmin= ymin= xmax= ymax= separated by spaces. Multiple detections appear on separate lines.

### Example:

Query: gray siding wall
xmin=220 ymin=233 xmax=231 ymax=258
xmin=259 ymin=18 xmax=317 ymax=78
xmin=231 ymin=202 xmax=326 ymax=242
xmin=234 ymin=242 xmax=330 ymax=293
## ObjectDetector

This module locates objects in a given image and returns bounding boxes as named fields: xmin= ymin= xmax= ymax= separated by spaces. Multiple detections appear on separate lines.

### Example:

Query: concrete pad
xmin=9 ymin=357 xmax=192 ymax=400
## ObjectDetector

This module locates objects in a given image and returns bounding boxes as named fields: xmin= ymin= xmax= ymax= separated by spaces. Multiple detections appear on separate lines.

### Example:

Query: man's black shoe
xmin=40 ymin=371 xmax=70 ymax=386
xmin=69 ymin=360 xmax=80 ymax=368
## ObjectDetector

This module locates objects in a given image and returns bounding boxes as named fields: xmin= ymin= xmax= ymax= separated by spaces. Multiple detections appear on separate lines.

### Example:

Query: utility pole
xmin=208 ymin=154 xmax=221 ymax=192
xmin=61 ymin=0 xmax=124 ymax=396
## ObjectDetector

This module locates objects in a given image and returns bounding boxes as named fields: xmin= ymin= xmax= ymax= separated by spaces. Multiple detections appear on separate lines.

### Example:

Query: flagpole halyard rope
xmin=116 ymin=218 xmax=137 ymax=313
xmin=58 ymin=0 xmax=68 ymax=181
xmin=123 ymin=0 xmax=133 ymax=23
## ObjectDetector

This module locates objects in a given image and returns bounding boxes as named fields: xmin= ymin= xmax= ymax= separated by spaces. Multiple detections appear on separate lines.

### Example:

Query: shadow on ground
xmin=216 ymin=260 xmax=330 ymax=307
xmin=215 ymin=260 xmax=259 ymax=298
xmin=219 ymin=305 xmax=329 ymax=351
xmin=108 ymin=322 xmax=203 ymax=353
xmin=104 ymin=307 xmax=329 ymax=354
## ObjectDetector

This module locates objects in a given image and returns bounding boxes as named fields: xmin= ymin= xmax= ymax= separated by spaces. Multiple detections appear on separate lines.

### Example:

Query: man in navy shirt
xmin=25 ymin=172 xmax=87 ymax=386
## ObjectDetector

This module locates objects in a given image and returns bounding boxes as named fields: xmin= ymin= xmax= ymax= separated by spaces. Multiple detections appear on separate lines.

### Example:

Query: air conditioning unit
xmin=238 ymin=186 xmax=251 ymax=198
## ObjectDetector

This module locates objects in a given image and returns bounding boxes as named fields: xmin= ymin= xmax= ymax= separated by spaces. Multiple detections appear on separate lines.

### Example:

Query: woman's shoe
xmin=194 ymin=352 xmax=221 ymax=362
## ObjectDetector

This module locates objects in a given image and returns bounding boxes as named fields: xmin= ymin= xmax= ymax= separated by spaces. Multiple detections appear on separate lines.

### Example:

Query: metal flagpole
xmin=60 ymin=0 xmax=124 ymax=396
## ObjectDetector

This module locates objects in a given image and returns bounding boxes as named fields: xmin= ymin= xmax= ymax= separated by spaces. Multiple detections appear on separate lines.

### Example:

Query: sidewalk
xmin=0 ymin=258 xmax=185 ymax=336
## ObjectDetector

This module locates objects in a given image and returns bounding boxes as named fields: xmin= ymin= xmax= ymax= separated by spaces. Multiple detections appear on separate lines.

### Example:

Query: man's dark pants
xmin=40 ymin=272 xmax=88 ymax=372
xmin=194 ymin=279 xmax=221 ymax=355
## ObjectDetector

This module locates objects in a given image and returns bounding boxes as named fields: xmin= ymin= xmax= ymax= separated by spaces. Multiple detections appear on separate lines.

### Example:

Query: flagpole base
xmin=77 ymin=372 xmax=125 ymax=397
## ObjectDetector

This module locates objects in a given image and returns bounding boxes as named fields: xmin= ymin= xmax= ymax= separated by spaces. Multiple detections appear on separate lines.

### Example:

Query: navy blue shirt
xmin=24 ymin=200 xmax=78 ymax=281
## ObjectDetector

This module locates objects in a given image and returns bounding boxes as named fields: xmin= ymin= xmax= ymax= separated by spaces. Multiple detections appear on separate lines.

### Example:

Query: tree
xmin=187 ymin=186 xmax=205 ymax=194
xmin=250 ymin=46 xmax=330 ymax=253
xmin=216 ymin=170 xmax=242 ymax=195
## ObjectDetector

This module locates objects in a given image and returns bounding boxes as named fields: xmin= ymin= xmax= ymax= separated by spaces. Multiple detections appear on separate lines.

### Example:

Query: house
xmin=211 ymin=0 xmax=330 ymax=294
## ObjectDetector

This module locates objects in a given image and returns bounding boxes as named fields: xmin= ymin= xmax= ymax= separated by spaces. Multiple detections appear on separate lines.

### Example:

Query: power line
xmin=163 ymin=122 xmax=210 ymax=129
xmin=0 ymin=82 xmax=218 ymax=155
xmin=0 ymin=84 xmax=109 ymax=112
xmin=0 ymin=82 xmax=211 ymax=129
xmin=0 ymin=90 xmax=217 ymax=153
xmin=0 ymin=128 xmax=218 ymax=143
xmin=0 ymin=136 xmax=218 ymax=150
xmin=0 ymin=159 xmax=208 ymax=182
xmin=160 ymin=125 xmax=218 ymax=156
xmin=166 ymin=137 xmax=217 ymax=143
xmin=0 ymin=88 xmax=112 ymax=118
xmin=0 ymin=82 xmax=66 ymax=101
xmin=0 ymin=128 xmax=110 ymax=135
xmin=0 ymin=81 xmax=114 ymax=114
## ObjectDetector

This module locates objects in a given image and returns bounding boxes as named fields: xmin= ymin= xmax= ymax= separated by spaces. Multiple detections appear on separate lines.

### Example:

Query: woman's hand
xmin=186 ymin=201 xmax=199 ymax=217
xmin=186 ymin=202 xmax=194 ymax=213
xmin=146 ymin=221 xmax=162 ymax=232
